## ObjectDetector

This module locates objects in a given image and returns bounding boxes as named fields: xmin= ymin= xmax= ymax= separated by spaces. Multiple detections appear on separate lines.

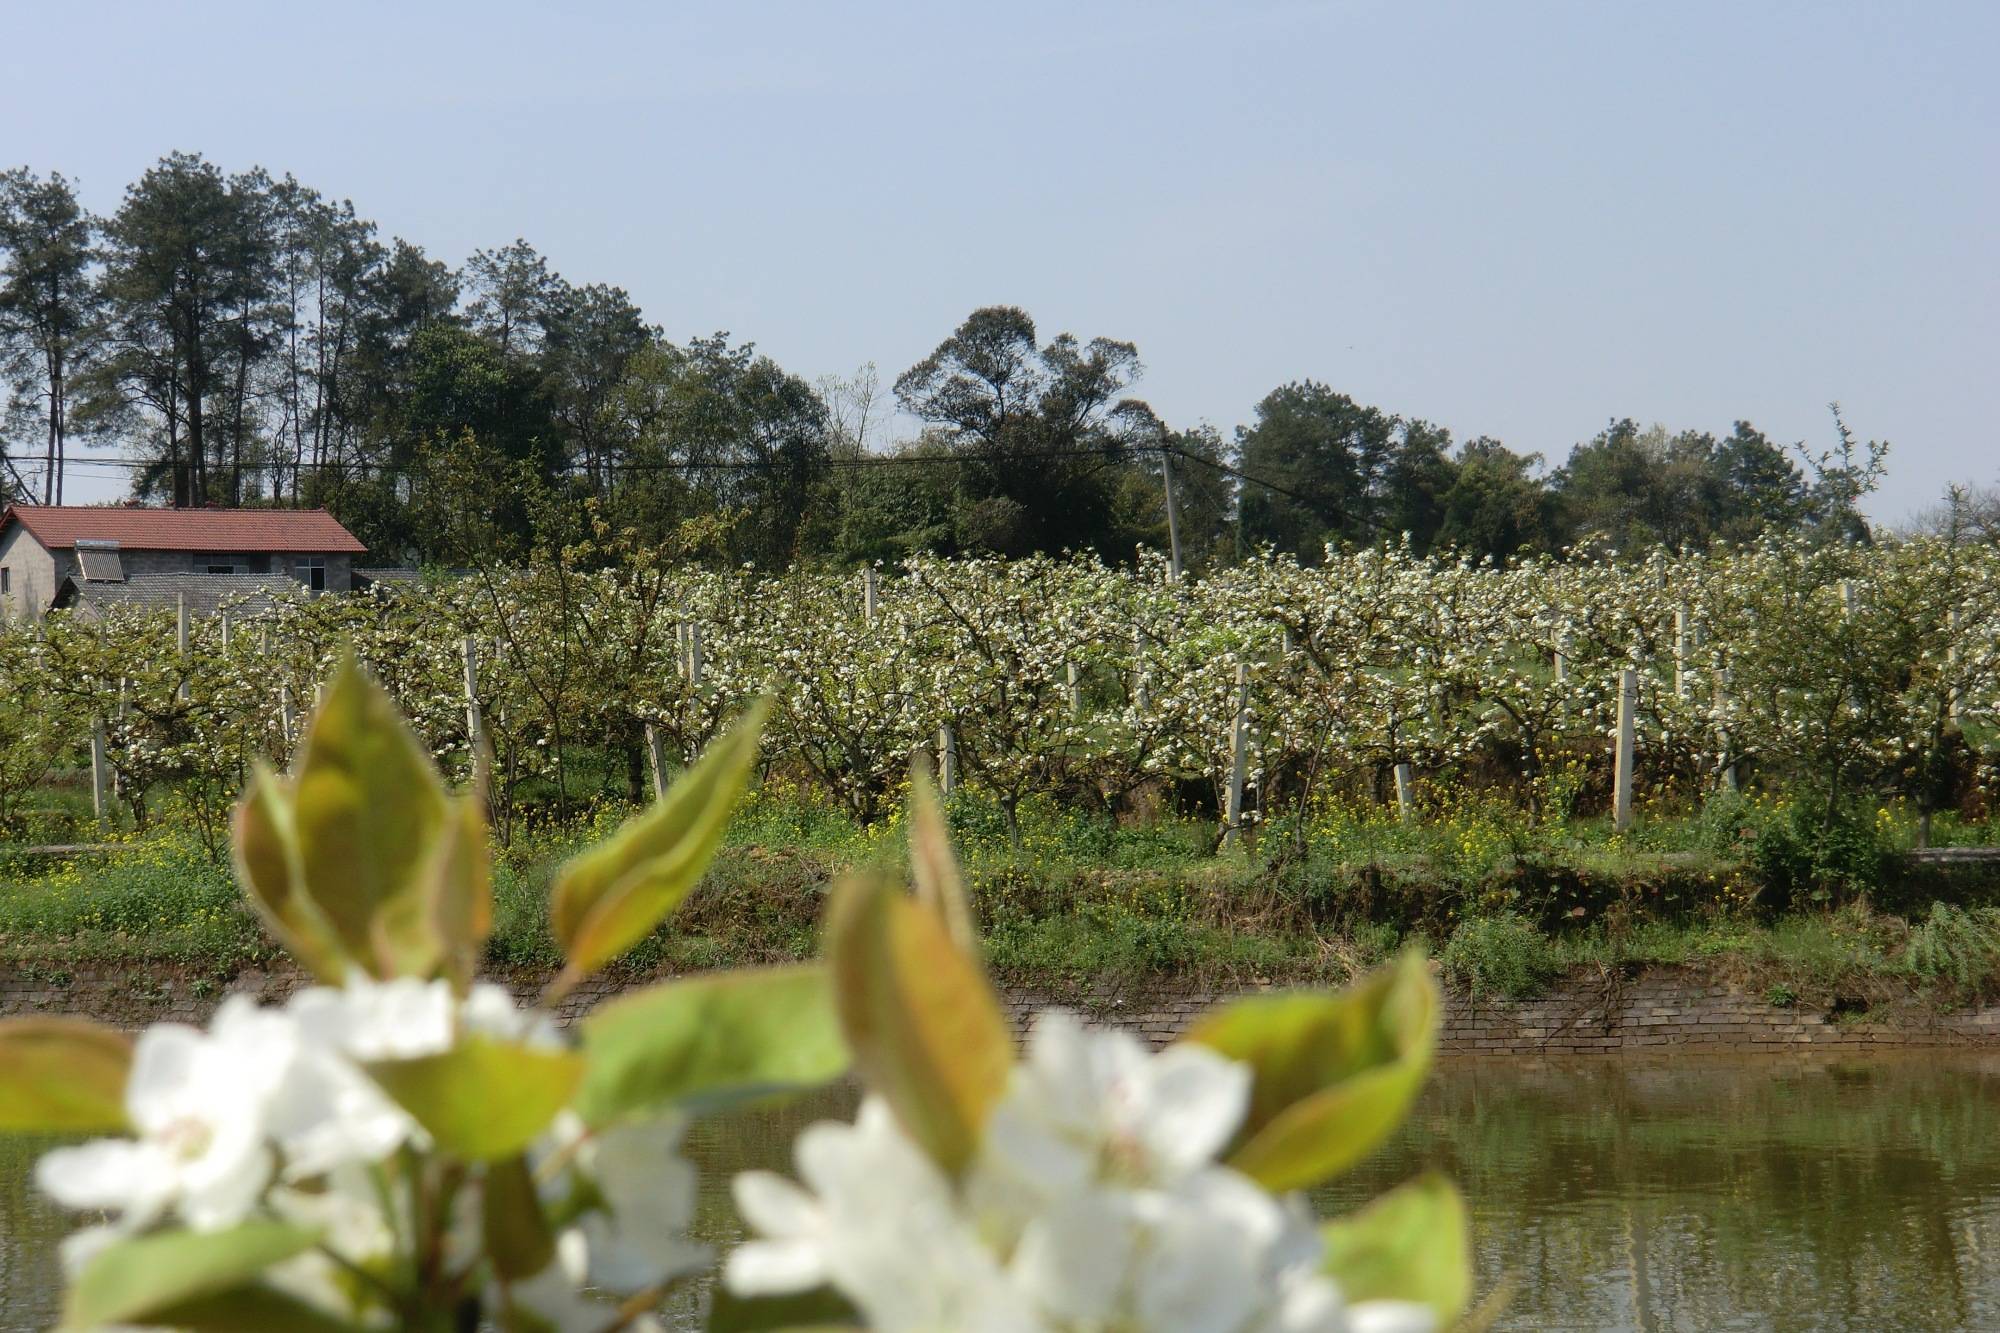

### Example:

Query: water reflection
xmin=1319 ymin=1055 xmax=2000 ymax=1331
xmin=5 ymin=1054 xmax=1997 ymax=1332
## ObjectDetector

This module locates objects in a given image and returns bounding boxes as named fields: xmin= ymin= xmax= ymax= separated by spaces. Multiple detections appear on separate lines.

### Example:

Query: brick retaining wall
xmin=6 ymin=959 xmax=1998 ymax=1053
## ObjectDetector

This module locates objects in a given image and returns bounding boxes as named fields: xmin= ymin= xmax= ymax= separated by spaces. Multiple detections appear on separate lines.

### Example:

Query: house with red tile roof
xmin=0 ymin=505 xmax=366 ymax=620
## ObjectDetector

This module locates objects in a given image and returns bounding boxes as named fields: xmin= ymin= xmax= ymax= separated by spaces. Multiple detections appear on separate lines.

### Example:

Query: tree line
xmin=1 ymin=154 xmax=1902 ymax=568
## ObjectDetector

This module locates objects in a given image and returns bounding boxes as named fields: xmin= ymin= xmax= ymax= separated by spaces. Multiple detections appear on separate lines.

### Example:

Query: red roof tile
xmin=1 ymin=505 xmax=366 ymax=554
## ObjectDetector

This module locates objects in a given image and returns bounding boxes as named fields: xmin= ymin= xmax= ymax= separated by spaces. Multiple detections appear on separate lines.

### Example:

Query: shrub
xmin=1750 ymin=799 xmax=1890 ymax=910
xmin=1441 ymin=912 xmax=1560 ymax=999
xmin=1902 ymin=902 xmax=2000 ymax=999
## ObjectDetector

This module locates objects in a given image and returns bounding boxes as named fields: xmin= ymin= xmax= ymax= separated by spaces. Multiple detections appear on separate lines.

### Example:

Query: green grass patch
xmin=4 ymin=782 xmax=1998 ymax=1004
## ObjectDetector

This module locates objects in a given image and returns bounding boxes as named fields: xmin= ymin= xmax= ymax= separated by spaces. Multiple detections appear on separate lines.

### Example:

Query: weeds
xmin=3 ymin=783 xmax=1997 ymax=1004
xmin=1440 ymin=914 xmax=1560 ymax=999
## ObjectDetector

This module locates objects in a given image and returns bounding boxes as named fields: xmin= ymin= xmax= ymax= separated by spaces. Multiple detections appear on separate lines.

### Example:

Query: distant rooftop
xmin=56 ymin=572 xmax=301 ymax=620
xmin=2 ymin=504 xmax=365 ymax=554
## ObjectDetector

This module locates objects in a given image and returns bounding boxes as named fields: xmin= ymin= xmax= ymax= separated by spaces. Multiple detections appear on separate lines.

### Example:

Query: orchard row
xmin=7 ymin=536 xmax=1997 ymax=843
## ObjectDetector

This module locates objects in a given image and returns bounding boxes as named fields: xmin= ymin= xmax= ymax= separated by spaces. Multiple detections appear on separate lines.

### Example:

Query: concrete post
xmin=90 ymin=718 xmax=110 ymax=825
xmin=1613 ymin=668 xmax=1637 ymax=832
xmin=1223 ymin=664 xmax=1251 ymax=846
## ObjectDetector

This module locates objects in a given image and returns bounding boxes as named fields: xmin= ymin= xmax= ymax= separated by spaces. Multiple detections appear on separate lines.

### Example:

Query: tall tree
xmin=601 ymin=332 xmax=832 ymax=565
xmin=1235 ymin=381 xmax=1396 ymax=559
xmin=266 ymin=177 xmax=383 ymax=503
xmin=895 ymin=305 xmax=1147 ymax=556
xmin=1378 ymin=418 xmax=1456 ymax=552
xmin=90 ymin=153 xmax=276 ymax=506
xmin=0 ymin=168 xmax=100 ymax=504
xmin=1435 ymin=437 xmax=1553 ymax=562
xmin=542 ymin=281 xmax=651 ymax=495
xmin=465 ymin=239 xmax=560 ymax=359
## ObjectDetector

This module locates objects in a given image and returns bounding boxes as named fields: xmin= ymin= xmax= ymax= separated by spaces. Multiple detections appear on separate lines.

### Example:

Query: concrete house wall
xmin=0 ymin=523 xmax=58 ymax=622
xmin=0 ymin=526 xmax=355 ymax=619
xmin=113 ymin=550 xmax=353 ymax=591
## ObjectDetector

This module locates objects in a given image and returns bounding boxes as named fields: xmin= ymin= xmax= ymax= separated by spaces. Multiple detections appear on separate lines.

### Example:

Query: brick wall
xmin=7 ymin=960 xmax=1998 ymax=1052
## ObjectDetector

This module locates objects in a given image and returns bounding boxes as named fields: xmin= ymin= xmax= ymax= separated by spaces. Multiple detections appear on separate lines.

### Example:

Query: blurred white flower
xmin=37 ymin=998 xmax=295 ymax=1231
xmin=729 ymin=1097 xmax=1036 ymax=1332
xmin=970 ymin=1009 xmax=1248 ymax=1236
xmin=728 ymin=1013 xmax=1434 ymax=1333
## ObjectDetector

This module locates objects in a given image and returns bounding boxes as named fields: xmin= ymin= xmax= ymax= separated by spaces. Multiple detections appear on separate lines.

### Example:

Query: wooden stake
xmin=862 ymin=566 xmax=879 ymax=626
xmin=1394 ymin=762 xmax=1415 ymax=822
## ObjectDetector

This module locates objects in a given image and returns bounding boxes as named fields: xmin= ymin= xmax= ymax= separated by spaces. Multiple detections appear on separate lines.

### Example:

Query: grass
xmin=3 ymin=780 xmax=1999 ymax=1005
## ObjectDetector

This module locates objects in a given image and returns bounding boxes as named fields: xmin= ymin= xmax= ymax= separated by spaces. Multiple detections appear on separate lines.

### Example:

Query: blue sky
xmin=5 ymin=0 xmax=1994 ymax=519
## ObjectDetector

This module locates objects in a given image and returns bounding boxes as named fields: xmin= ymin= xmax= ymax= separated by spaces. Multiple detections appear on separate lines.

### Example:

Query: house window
xmin=295 ymin=557 xmax=326 ymax=592
xmin=207 ymin=562 xmax=239 ymax=575
xmin=1 ymin=567 xmax=9 ymax=597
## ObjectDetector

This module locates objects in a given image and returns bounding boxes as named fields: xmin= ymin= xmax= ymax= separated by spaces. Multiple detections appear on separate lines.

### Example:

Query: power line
xmin=1163 ymin=445 xmax=1392 ymax=535
xmin=47 ymin=445 xmax=1132 ymax=474
xmin=31 ymin=440 xmax=1382 ymax=532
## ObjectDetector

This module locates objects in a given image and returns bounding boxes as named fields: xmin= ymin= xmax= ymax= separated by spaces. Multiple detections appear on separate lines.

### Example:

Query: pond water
xmin=4 ymin=1053 xmax=1997 ymax=1331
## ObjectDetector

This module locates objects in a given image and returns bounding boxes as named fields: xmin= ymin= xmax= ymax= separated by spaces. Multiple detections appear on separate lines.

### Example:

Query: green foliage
xmin=1184 ymin=952 xmax=1438 ymax=1191
xmin=15 ymin=670 xmax=1476 ymax=1328
xmin=1750 ymin=799 xmax=1891 ymax=909
xmin=1440 ymin=914 xmax=1560 ymax=999
xmin=1902 ymin=903 xmax=2000 ymax=998
xmin=0 ymin=830 xmax=253 ymax=965
xmin=1319 ymin=1173 xmax=1472 ymax=1323
xmin=365 ymin=1036 xmax=586 ymax=1161
xmin=826 ymin=867 xmax=1012 ymax=1176
xmin=549 ymin=700 xmax=768 ymax=985
xmin=64 ymin=1223 xmax=325 ymax=1332
xmin=575 ymin=965 xmax=848 ymax=1125
xmin=0 ymin=1017 xmax=131 ymax=1133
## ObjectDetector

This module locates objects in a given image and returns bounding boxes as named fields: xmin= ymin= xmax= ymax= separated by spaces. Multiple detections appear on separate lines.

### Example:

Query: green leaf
xmin=63 ymin=1222 xmax=320 ymax=1330
xmin=906 ymin=767 xmax=977 ymax=957
xmin=135 ymin=1284 xmax=368 ymax=1333
xmin=365 ymin=1036 xmax=585 ymax=1161
xmin=1320 ymin=1173 xmax=1472 ymax=1323
xmin=550 ymin=699 xmax=768 ymax=981
xmin=291 ymin=658 xmax=449 ymax=979
xmin=232 ymin=765 xmax=349 ymax=983
xmin=423 ymin=794 xmax=493 ymax=991
xmin=0 ymin=1017 xmax=131 ymax=1134
xmin=483 ymin=1154 xmax=556 ymax=1280
xmin=708 ymin=1284 xmax=860 ymax=1332
xmin=371 ymin=793 xmax=493 ymax=987
xmin=576 ymin=964 xmax=849 ymax=1125
xmin=1183 ymin=950 xmax=1437 ymax=1190
xmin=826 ymin=869 xmax=1012 ymax=1176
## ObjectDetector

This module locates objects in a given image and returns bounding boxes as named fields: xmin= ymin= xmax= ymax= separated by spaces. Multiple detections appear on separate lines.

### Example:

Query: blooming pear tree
xmin=721 ymin=779 xmax=1471 ymax=1332
xmin=2 ymin=666 xmax=1475 ymax=1332
xmin=6 ymin=534 xmax=1998 ymax=842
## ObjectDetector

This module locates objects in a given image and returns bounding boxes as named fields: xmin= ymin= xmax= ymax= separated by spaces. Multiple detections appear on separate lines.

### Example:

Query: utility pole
xmin=1160 ymin=447 xmax=1184 ymax=583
